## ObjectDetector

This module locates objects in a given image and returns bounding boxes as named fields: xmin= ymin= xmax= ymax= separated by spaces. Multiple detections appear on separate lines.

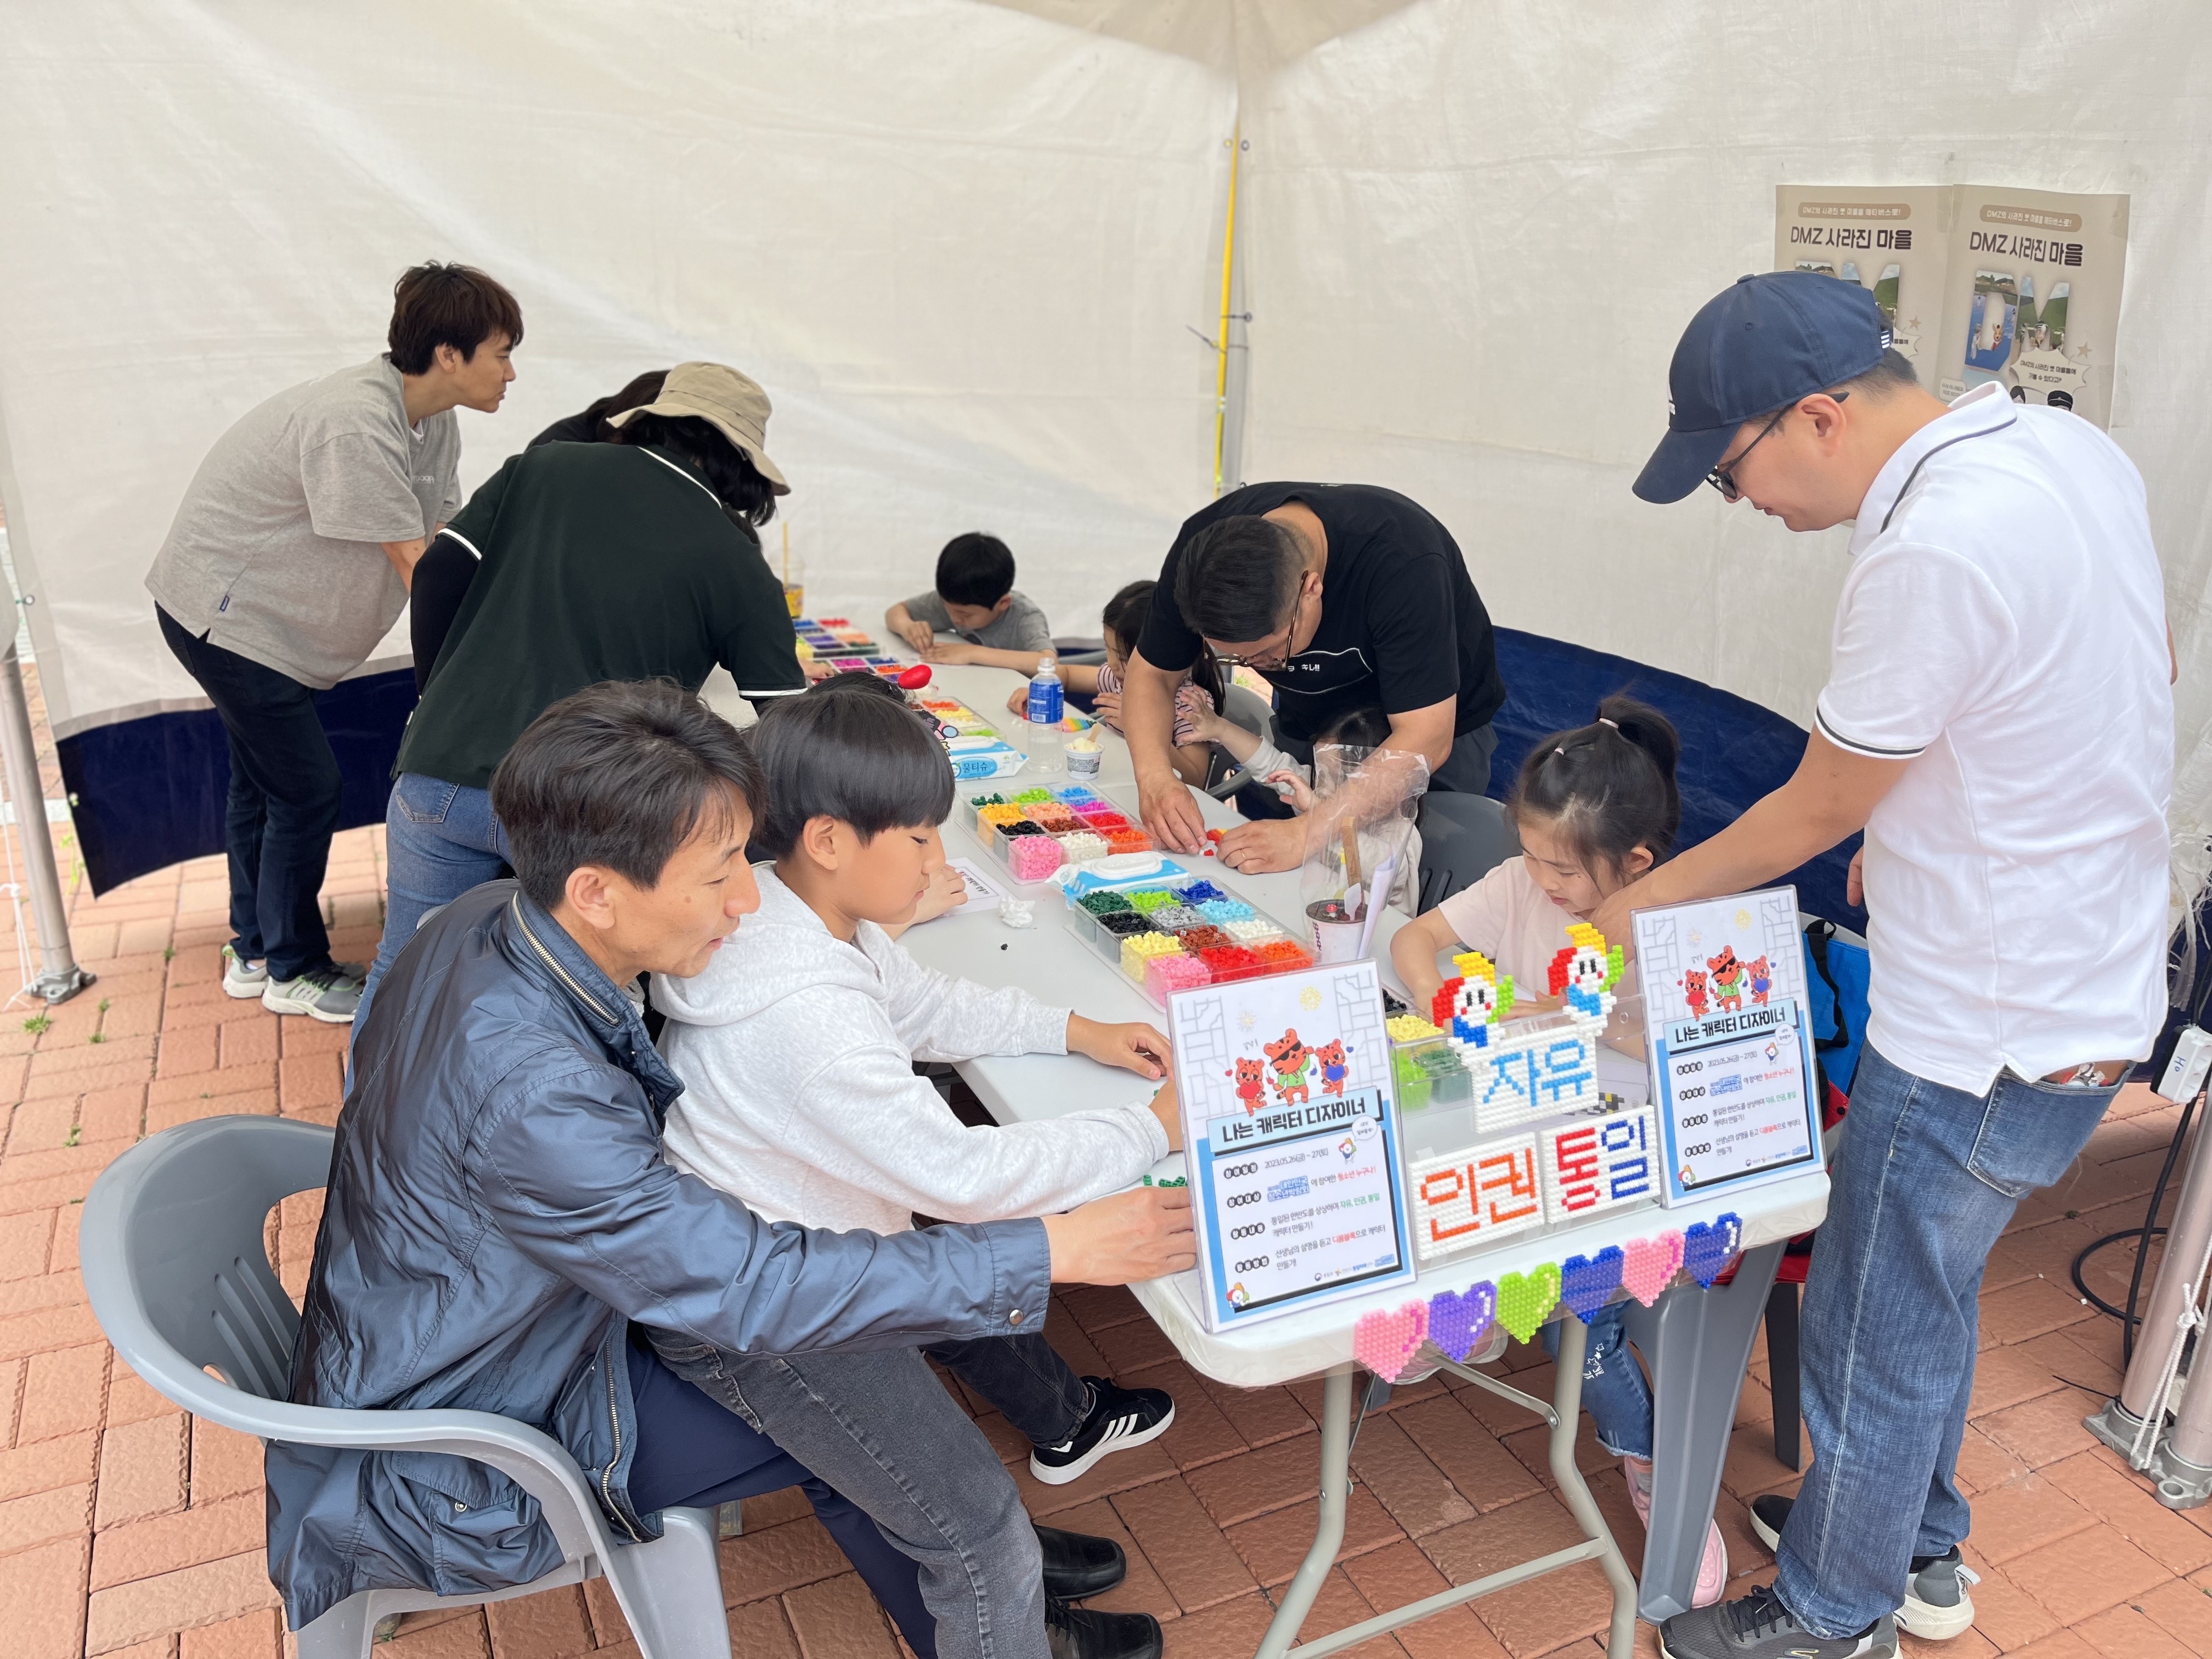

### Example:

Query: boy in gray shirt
xmin=145 ymin=261 xmax=522 ymax=1023
xmin=886 ymin=532 xmax=1055 ymax=674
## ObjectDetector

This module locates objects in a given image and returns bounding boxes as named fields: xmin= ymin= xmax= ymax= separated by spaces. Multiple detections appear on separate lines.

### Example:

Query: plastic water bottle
xmin=1024 ymin=656 xmax=1064 ymax=776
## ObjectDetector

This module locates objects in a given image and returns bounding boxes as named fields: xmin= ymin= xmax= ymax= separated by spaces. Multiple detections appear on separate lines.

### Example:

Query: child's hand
xmin=1264 ymin=769 xmax=1313 ymax=811
xmin=927 ymin=641 xmax=983 ymax=666
xmin=907 ymin=862 xmax=969 ymax=926
xmin=1005 ymin=685 xmax=1028 ymax=718
xmin=898 ymin=618 xmax=938 ymax=654
xmin=1068 ymin=1014 xmax=1170 ymax=1080
xmin=1147 ymin=1076 xmax=1183 ymax=1152
xmin=1092 ymin=689 xmax=1125 ymax=732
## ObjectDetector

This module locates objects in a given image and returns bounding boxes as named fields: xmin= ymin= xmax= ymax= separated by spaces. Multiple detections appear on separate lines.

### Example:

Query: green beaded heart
xmin=1496 ymin=1263 xmax=1562 ymax=1342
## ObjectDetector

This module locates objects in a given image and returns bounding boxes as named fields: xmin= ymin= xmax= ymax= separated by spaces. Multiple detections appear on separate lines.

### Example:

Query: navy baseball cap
xmin=1634 ymin=272 xmax=1892 ymax=504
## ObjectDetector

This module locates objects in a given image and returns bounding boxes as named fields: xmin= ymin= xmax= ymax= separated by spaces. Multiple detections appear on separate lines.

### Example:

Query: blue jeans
xmin=1775 ymin=1043 xmax=2117 ymax=1637
xmin=356 ymin=775 xmax=511 ymax=1039
xmin=1542 ymin=1304 xmax=1652 ymax=1459
xmin=650 ymin=1331 xmax=1048 ymax=1659
xmin=157 ymin=607 xmax=342 ymax=981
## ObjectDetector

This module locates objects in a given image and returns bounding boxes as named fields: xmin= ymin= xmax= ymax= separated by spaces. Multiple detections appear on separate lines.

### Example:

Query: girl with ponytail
xmin=1388 ymin=695 xmax=1728 ymax=1606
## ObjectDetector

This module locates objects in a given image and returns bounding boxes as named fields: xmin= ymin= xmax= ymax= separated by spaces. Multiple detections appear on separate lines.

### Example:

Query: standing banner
xmin=1936 ymin=186 xmax=2130 ymax=424
xmin=1774 ymin=185 xmax=1956 ymax=373
xmin=1776 ymin=184 xmax=2129 ymax=426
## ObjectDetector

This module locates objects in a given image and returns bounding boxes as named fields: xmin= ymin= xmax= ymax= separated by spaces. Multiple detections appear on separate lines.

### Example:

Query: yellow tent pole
xmin=1212 ymin=128 xmax=1241 ymax=498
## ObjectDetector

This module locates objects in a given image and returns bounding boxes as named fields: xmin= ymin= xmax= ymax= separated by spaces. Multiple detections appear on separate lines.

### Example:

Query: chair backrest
xmin=1415 ymin=793 xmax=1520 ymax=913
xmin=80 ymin=1115 xmax=334 ymax=1422
xmin=1216 ymin=684 xmax=1272 ymax=739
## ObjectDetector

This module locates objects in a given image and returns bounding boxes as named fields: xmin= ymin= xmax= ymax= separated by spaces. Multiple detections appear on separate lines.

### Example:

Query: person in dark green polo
xmin=357 ymin=362 xmax=808 ymax=1035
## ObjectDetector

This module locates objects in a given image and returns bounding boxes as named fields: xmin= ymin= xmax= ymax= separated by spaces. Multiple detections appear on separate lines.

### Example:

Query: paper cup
xmin=1307 ymin=899 xmax=1364 ymax=964
xmin=1066 ymin=746 xmax=1102 ymax=780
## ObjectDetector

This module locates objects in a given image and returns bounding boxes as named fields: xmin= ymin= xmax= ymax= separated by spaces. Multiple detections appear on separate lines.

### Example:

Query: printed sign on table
xmin=1167 ymin=960 xmax=1415 ymax=1331
xmin=1631 ymin=888 xmax=1822 ymax=1206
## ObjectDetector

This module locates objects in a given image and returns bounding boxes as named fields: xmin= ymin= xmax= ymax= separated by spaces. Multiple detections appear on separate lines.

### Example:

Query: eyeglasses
xmin=1211 ymin=585 xmax=1308 ymax=672
xmin=1705 ymin=393 xmax=1846 ymax=501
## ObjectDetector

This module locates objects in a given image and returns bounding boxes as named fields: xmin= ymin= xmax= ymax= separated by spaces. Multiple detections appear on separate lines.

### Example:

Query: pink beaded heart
xmin=1353 ymin=1300 xmax=1429 ymax=1383
xmin=1622 ymin=1231 xmax=1686 ymax=1307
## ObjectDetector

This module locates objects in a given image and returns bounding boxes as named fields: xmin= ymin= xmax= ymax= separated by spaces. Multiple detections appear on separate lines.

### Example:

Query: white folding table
xmin=797 ymin=666 xmax=1832 ymax=1656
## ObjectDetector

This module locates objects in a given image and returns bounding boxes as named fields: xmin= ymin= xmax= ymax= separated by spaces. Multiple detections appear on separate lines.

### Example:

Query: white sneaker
xmin=262 ymin=964 xmax=364 ymax=1023
xmin=221 ymin=945 xmax=268 ymax=1000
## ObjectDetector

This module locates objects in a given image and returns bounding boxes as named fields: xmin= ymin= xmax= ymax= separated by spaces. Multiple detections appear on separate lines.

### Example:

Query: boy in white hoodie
xmin=657 ymin=675 xmax=1182 ymax=1514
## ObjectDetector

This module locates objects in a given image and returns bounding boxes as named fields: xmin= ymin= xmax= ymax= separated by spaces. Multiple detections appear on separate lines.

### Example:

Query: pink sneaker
xmin=1623 ymin=1458 xmax=1728 ymax=1608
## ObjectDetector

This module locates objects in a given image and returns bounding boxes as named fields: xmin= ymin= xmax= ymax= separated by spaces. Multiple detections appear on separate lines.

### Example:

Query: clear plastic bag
xmin=1298 ymin=743 xmax=1429 ymax=960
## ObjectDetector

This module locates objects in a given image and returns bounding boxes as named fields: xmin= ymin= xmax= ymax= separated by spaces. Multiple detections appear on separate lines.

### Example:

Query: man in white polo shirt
xmin=1590 ymin=272 xmax=2172 ymax=1659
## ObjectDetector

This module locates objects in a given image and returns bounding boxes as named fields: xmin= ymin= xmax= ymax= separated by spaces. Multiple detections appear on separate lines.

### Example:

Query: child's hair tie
xmin=1596 ymin=716 xmax=1618 ymax=730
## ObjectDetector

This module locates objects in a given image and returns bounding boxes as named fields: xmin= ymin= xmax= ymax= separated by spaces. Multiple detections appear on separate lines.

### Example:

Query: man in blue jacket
xmin=269 ymin=680 xmax=1194 ymax=1659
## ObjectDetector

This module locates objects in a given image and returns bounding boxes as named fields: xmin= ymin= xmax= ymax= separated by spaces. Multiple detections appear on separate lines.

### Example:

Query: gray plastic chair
xmin=78 ymin=1115 xmax=732 ymax=1659
xmin=1414 ymin=793 xmax=1521 ymax=912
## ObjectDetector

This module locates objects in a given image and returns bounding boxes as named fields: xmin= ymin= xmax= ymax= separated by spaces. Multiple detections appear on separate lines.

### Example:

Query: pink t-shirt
xmin=1434 ymin=857 xmax=1582 ymax=991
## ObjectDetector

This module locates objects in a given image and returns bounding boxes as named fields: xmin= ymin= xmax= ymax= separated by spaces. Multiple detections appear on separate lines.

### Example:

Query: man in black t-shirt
xmin=1127 ymin=483 xmax=1505 ymax=871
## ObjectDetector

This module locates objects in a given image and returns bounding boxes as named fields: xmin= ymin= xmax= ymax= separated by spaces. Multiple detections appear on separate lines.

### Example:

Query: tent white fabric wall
xmin=3 ymin=0 xmax=2208 ymax=877
xmin=0 ymin=0 xmax=1235 ymax=743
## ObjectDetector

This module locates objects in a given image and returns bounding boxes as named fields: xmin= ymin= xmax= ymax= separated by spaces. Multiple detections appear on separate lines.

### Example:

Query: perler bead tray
xmin=962 ymin=786 xmax=1154 ymax=884
xmin=1062 ymin=876 xmax=1314 ymax=1009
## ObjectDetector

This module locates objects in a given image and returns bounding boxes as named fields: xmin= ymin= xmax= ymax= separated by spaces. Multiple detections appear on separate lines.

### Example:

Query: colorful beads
xmin=998 ymin=819 xmax=1047 ymax=838
xmin=1094 ymin=911 xmax=1154 ymax=937
xmin=1387 ymin=1014 xmax=1443 ymax=1042
xmin=1057 ymin=831 xmax=1108 ymax=864
xmin=1008 ymin=835 xmax=1064 ymax=882
xmin=1150 ymin=905 xmax=1206 ymax=932
xmin=1104 ymin=828 xmax=1151 ymax=853
xmin=1253 ymin=939 xmax=1316 ymax=970
xmin=1146 ymin=953 xmax=1212 ymax=998
xmin=1175 ymin=925 xmax=1232 ymax=953
xmin=1079 ymin=891 xmax=1134 ymax=915
xmin=1125 ymin=889 xmax=1175 ymax=912
xmin=1198 ymin=944 xmax=1263 ymax=981
xmin=1012 ymin=788 xmax=1054 ymax=804
xmin=1199 ymin=899 xmax=1255 ymax=923
xmin=1120 ymin=932 xmax=1183 ymax=980
xmin=1223 ymin=917 xmax=1279 ymax=941
xmin=977 ymin=803 xmax=1028 ymax=827
xmin=1176 ymin=881 xmax=1227 ymax=903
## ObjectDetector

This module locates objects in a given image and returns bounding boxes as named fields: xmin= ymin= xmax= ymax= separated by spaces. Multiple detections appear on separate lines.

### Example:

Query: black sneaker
xmin=1660 ymin=1583 xmax=1895 ymax=1658
xmin=1036 ymin=1523 xmax=1127 ymax=1600
xmin=1045 ymin=1597 xmax=1162 ymax=1659
xmin=1030 ymin=1377 xmax=1174 ymax=1486
xmin=1748 ymin=1495 xmax=1976 ymax=1640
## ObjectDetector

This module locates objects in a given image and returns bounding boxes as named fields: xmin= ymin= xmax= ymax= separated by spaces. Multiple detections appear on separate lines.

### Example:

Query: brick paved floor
xmin=3 ymin=824 xmax=2210 ymax=1658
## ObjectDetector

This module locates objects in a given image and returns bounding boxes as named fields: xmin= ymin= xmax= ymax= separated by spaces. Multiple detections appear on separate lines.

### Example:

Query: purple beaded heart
xmin=1426 ymin=1283 xmax=1497 ymax=1362
xmin=1561 ymin=1246 xmax=1625 ymax=1322
xmin=1683 ymin=1212 xmax=1745 ymax=1288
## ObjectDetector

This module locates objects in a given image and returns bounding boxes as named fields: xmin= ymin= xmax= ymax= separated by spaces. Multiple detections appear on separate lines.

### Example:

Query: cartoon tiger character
xmin=1708 ymin=946 xmax=1744 ymax=1013
xmin=1229 ymin=1056 xmax=1266 ymax=1114
xmin=1263 ymin=1029 xmax=1314 ymax=1106
xmin=1314 ymin=1039 xmax=1351 ymax=1098
xmin=1682 ymin=968 xmax=1709 ymax=1019
xmin=1747 ymin=955 xmax=1773 ymax=1006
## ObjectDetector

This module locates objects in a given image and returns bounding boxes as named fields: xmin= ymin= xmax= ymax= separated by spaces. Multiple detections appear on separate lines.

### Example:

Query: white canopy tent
xmin=2 ymin=0 xmax=2205 ymax=901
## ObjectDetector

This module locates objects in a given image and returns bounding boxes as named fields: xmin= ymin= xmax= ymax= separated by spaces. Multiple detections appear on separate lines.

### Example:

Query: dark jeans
xmin=156 ymin=607 xmax=340 ymax=981
xmin=927 ymin=1334 xmax=1088 ymax=1446
xmin=651 ymin=1330 xmax=1049 ymax=1659
xmin=625 ymin=1335 xmax=939 ymax=1657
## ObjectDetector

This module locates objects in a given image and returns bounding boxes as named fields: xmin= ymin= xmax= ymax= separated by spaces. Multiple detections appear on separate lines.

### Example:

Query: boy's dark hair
xmin=490 ymin=680 xmax=762 ymax=910
xmin=749 ymin=676 xmax=956 ymax=859
xmin=1508 ymin=696 xmax=1681 ymax=878
xmin=613 ymin=412 xmax=778 ymax=527
xmin=1175 ymin=515 xmax=1305 ymax=644
xmin=1102 ymin=579 xmax=1221 ymax=703
xmin=387 ymin=262 xmax=524 ymax=376
xmin=935 ymin=533 xmax=1016 ymax=608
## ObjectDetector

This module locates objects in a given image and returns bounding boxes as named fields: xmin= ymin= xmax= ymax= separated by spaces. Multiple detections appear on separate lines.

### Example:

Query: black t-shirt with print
xmin=1136 ymin=482 xmax=1505 ymax=747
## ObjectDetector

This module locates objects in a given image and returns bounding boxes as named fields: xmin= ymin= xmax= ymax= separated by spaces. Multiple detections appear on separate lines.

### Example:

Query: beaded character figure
xmin=1547 ymin=923 xmax=1625 ymax=1023
xmin=1431 ymin=953 xmax=1514 ymax=1049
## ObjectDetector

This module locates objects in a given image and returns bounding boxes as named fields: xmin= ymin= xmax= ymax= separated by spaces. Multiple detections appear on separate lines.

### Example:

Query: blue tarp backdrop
xmin=59 ymin=628 xmax=1863 ymax=933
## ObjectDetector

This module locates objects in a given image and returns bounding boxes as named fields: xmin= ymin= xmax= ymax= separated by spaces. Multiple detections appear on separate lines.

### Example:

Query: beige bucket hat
xmin=606 ymin=360 xmax=790 ymax=494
